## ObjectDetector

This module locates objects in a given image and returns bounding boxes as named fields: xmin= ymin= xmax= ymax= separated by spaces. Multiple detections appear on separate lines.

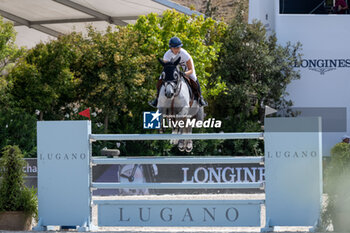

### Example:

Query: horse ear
xmin=158 ymin=58 xmax=165 ymax=66
xmin=174 ymin=56 xmax=181 ymax=66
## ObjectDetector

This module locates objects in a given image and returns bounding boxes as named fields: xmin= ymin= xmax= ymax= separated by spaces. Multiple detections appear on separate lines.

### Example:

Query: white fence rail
xmin=90 ymin=132 xmax=264 ymax=141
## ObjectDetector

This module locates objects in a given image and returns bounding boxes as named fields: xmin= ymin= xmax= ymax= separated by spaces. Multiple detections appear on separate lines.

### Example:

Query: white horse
xmin=157 ymin=57 xmax=204 ymax=152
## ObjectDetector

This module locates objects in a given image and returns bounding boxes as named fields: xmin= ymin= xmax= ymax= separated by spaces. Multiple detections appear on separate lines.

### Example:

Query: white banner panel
xmin=37 ymin=121 xmax=91 ymax=227
xmin=95 ymin=200 xmax=262 ymax=227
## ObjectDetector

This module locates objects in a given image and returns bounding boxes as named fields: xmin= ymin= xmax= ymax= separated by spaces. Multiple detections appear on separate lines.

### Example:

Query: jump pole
xmin=34 ymin=117 xmax=322 ymax=231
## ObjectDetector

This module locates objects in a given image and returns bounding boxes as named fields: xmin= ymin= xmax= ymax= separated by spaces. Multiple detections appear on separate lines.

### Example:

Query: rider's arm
xmin=185 ymin=59 xmax=194 ymax=76
xmin=163 ymin=49 xmax=171 ymax=63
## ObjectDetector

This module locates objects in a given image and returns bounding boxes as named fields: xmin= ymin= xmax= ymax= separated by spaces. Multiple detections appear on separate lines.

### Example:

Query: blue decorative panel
xmin=264 ymin=117 xmax=322 ymax=226
xmin=37 ymin=121 xmax=91 ymax=227
xmin=95 ymin=200 xmax=262 ymax=227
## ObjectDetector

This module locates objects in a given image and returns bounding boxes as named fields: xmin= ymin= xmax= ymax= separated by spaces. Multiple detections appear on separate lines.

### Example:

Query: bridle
xmin=162 ymin=66 xmax=182 ymax=98
xmin=160 ymin=65 xmax=184 ymax=115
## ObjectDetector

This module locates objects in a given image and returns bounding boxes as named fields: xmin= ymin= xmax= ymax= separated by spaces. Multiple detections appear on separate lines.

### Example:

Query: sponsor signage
xmin=266 ymin=150 xmax=318 ymax=159
xmin=0 ymin=159 xmax=38 ymax=189
xmin=23 ymin=160 xmax=264 ymax=194
xmin=295 ymin=58 xmax=350 ymax=75
xmin=23 ymin=158 xmax=38 ymax=175
xmin=264 ymin=117 xmax=322 ymax=226
xmin=0 ymin=158 xmax=37 ymax=176
xmin=37 ymin=121 xmax=91 ymax=226
xmin=94 ymin=163 xmax=264 ymax=195
xmin=39 ymin=153 xmax=87 ymax=161
xmin=96 ymin=200 xmax=261 ymax=227
xmin=181 ymin=165 xmax=264 ymax=184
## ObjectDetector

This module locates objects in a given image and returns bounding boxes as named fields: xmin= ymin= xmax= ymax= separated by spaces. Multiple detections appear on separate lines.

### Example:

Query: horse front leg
xmin=170 ymin=118 xmax=179 ymax=145
xmin=158 ymin=107 xmax=165 ymax=134
xmin=177 ymin=126 xmax=185 ymax=152
xmin=184 ymin=124 xmax=193 ymax=153
xmin=176 ymin=117 xmax=189 ymax=152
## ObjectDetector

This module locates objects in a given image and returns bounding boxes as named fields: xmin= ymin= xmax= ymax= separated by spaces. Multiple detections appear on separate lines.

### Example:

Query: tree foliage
xmin=322 ymin=143 xmax=350 ymax=231
xmin=0 ymin=16 xmax=23 ymax=75
xmin=0 ymin=146 xmax=37 ymax=218
xmin=74 ymin=26 xmax=157 ymax=133
xmin=131 ymin=10 xmax=227 ymax=98
xmin=2 ymin=9 xmax=301 ymax=157
xmin=209 ymin=5 xmax=301 ymax=155
xmin=8 ymin=34 xmax=80 ymax=120
xmin=0 ymin=15 xmax=23 ymax=109
xmin=0 ymin=17 xmax=36 ymax=157
xmin=0 ymin=108 xmax=37 ymax=157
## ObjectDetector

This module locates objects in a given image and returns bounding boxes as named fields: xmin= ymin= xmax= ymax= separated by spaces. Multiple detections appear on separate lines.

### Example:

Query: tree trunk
xmin=104 ymin=114 xmax=109 ymax=133
xmin=39 ymin=111 xmax=43 ymax=121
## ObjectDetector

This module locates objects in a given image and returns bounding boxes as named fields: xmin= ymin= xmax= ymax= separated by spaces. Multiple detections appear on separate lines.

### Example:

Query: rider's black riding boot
xmin=196 ymin=79 xmax=208 ymax=107
xmin=149 ymin=98 xmax=158 ymax=108
xmin=149 ymin=90 xmax=159 ymax=108
xmin=149 ymin=80 xmax=162 ymax=108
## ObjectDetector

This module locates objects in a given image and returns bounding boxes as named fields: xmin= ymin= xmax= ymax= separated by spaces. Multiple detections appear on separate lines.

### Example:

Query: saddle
xmin=156 ymin=76 xmax=199 ymax=101
xmin=157 ymin=75 xmax=200 ymax=106
xmin=181 ymin=75 xmax=199 ymax=100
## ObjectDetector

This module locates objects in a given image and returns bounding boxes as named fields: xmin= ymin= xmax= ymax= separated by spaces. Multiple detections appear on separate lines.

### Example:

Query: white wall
xmin=249 ymin=1 xmax=350 ymax=155
xmin=248 ymin=0 xmax=276 ymax=34
xmin=275 ymin=15 xmax=350 ymax=107
xmin=276 ymin=14 xmax=350 ymax=155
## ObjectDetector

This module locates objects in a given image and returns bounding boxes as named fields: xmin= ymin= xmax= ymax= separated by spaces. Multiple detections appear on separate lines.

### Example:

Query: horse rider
xmin=149 ymin=36 xmax=208 ymax=108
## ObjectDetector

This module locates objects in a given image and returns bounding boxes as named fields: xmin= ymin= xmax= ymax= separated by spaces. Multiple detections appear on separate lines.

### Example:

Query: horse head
xmin=158 ymin=57 xmax=181 ymax=99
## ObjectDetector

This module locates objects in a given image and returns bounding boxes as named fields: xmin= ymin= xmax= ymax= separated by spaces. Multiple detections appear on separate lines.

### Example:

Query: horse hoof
xmin=185 ymin=146 xmax=193 ymax=153
xmin=178 ymin=140 xmax=185 ymax=151
xmin=185 ymin=141 xmax=193 ymax=153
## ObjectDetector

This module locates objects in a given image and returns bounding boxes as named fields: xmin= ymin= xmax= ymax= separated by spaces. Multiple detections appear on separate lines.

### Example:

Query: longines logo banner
xmin=24 ymin=160 xmax=263 ymax=194
xmin=295 ymin=58 xmax=350 ymax=75
xmin=94 ymin=163 xmax=264 ymax=195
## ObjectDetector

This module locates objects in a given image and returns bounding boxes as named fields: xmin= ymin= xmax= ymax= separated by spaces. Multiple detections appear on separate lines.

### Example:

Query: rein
xmin=171 ymin=77 xmax=182 ymax=115
xmin=161 ymin=66 xmax=193 ymax=115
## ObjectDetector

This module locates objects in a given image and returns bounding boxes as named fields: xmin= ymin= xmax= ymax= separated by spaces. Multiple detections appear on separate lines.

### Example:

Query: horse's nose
xmin=165 ymin=85 xmax=174 ymax=98
xmin=165 ymin=91 xmax=174 ymax=98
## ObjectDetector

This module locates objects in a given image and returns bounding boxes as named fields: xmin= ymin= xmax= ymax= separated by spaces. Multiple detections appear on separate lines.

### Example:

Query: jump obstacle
xmin=34 ymin=117 xmax=322 ymax=231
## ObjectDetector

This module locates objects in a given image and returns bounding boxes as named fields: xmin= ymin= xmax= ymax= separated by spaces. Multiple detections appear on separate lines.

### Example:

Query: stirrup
xmin=148 ymin=99 xmax=158 ymax=108
xmin=199 ymin=97 xmax=208 ymax=107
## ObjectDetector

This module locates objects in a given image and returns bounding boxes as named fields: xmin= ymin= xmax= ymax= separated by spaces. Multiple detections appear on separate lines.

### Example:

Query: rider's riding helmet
xmin=169 ymin=37 xmax=183 ymax=48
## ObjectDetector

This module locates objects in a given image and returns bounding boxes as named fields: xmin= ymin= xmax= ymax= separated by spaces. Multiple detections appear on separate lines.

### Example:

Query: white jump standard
xmin=34 ymin=117 xmax=322 ymax=231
